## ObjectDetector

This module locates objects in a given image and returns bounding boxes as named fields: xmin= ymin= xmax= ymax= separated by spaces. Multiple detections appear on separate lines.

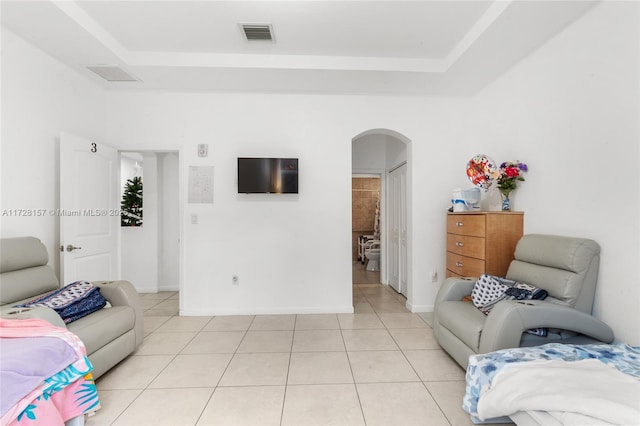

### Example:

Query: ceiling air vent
xmin=241 ymin=24 xmax=274 ymax=41
xmin=86 ymin=65 xmax=139 ymax=82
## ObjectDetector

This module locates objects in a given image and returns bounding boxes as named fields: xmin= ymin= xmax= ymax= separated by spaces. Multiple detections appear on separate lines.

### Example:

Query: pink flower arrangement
xmin=497 ymin=161 xmax=528 ymax=193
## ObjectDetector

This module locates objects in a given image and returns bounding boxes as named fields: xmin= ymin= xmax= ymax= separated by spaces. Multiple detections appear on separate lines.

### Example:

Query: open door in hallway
xmin=388 ymin=163 xmax=407 ymax=295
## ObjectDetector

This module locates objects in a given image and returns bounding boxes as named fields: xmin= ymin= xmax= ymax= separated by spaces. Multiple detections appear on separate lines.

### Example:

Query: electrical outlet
xmin=431 ymin=270 xmax=438 ymax=282
xmin=191 ymin=214 xmax=198 ymax=224
xmin=232 ymin=275 xmax=239 ymax=285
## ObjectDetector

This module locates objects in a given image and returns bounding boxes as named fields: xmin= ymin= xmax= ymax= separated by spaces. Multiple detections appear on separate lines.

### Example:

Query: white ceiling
xmin=1 ymin=0 xmax=598 ymax=95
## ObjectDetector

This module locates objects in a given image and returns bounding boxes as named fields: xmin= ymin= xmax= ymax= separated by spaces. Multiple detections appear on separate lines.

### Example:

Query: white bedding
xmin=510 ymin=410 xmax=614 ymax=426
xmin=476 ymin=359 xmax=640 ymax=425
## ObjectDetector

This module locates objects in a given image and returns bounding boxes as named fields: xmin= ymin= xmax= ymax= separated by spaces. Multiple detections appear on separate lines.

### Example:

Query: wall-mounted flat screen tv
xmin=237 ymin=157 xmax=299 ymax=194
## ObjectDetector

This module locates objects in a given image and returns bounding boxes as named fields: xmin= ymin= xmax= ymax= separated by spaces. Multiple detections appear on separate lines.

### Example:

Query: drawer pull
xmin=455 ymin=261 xmax=464 ymax=267
xmin=456 ymin=222 xmax=464 ymax=227
xmin=455 ymin=241 xmax=464 ymax=247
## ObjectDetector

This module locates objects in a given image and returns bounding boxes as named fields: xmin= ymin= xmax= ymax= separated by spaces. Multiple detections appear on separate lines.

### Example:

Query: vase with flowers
xmin=497 ymin=161 xmax=528 ymax=211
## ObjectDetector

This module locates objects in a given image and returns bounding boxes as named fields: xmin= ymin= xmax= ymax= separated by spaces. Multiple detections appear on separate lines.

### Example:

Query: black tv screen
xmin=238 ymin=157 xmax=299 ymax=194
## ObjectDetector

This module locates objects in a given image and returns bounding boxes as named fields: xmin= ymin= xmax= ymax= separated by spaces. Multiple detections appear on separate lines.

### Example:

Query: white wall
xmin=105 ymin=92 xmax=451 ymax=315
xmin=0 ymin=28 xmax=106 ymax=276
xmin=352 ymin=135 xmax=387 ymax=171
xmin=352 ymin=134 xmax=407 ymax=172
xmin=386 ymin=137 xmax=406 ymax=170
xmin=447 ymin=1 xmax=639 ymax=344
xmin=158 ymin=152 xmax=179 ymax=291
xmin=120 ymin=153 xmax=143 ymax=190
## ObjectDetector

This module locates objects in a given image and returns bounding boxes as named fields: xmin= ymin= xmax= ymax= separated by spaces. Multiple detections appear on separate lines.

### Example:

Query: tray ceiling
xmin=1 ymin=1 xmax=598 ymax=95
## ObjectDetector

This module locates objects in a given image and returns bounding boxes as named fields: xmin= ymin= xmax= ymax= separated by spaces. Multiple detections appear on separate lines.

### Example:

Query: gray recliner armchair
xmin=0 ymin=236 xmax=144 ymax=379
xmin=433 ymin=234 xmax=614 ymax=368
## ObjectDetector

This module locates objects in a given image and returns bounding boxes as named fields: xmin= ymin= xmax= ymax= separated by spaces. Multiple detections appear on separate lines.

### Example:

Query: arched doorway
xmin=352 ymin=129 xmax=412 ymax=303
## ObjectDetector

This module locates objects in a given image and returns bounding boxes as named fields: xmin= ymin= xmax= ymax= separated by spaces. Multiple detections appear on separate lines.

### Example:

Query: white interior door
xmin=388 ymin=164 xmax=407 ymax=295
xmin=398 ymin=165 xmax=408 ymax=297
xmin=60 ymin=132 xmax=120 ymax=284
xmin=388 ymin=170 xmax=400 ymax=293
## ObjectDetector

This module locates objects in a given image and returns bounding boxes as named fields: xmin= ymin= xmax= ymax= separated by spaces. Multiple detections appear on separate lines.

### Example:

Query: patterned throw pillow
xmin=470 ymin=274 xmax=549 ymax=337
xmin=471 ymin=274 xmax=513 ymax=314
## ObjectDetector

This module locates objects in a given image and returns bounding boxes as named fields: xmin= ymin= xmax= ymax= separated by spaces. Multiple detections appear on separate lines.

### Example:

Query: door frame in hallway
xmin=351 ymin=128 xmax=412 ymax=309
xmin=119 ymin=149 xmax=183 ymax=307
xmin=351 ymin=172 xmax=386 ymax=284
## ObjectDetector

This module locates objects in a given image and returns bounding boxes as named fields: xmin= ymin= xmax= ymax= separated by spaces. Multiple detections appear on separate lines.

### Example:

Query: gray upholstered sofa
xmin=0 ymin=236 xmax=144 ymax=379
xmin=434 ymin=234 xmax=615 ymax=369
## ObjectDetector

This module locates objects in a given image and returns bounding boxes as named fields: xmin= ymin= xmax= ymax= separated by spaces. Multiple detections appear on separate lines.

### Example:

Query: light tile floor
xmin=87 ymin=264 xmax=511 ymax=426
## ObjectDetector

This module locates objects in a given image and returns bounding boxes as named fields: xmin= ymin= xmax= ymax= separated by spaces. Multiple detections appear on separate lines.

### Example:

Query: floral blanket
xmin=464 ymin=343 xmax=640 ymax=423
xmin=0 ymin=318 xmax=100 ymax=425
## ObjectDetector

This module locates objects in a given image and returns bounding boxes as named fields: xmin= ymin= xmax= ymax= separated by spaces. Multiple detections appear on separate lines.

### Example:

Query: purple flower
xmin=518 ymin=163 xmax=528 ymax=172
xmin=500 ymin=162 xmax=507 ymax=168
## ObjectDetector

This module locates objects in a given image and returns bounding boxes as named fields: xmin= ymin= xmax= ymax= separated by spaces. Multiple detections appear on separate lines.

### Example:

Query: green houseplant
xmin=121 ymin=176 xmax=143 ymax=226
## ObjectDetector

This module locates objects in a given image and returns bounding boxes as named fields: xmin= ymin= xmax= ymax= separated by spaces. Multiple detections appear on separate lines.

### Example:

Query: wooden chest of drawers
xmin=446 ymin=212 xmax=524 ymax=278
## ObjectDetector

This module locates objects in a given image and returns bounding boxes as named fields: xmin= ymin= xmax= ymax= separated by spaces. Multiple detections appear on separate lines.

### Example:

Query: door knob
xmin=66 ymin=244 xmax=82 ymax=252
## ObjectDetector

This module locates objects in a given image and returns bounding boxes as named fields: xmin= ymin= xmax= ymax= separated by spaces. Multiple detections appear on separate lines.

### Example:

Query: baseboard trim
xmin=406 ymin=302 xmax=434 ymax=312
xmin=180 ymin=305 xmax=355 ymax=316
xmin=133 ymin=286 xmax=178 ymax=293
xmin=134 ymin=286 xmax=160 ymax=293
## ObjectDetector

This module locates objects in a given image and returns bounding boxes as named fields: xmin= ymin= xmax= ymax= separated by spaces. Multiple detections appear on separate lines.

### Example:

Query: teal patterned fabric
xmin=14 ymin=355 xmax=99 ymax=423
xmin=463 ymin=343 xmax=640 ymax=417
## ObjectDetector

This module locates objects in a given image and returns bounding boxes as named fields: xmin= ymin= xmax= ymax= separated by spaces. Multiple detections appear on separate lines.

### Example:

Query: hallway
xmin=352 ymin=260 xmax=380 ymax=285
xmin=352 ymin=261 xmax=408 ymax=314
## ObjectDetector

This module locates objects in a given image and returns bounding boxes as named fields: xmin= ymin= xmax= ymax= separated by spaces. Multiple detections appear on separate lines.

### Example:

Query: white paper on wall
xmin=188 ymin=166 xmax=214 ymax=203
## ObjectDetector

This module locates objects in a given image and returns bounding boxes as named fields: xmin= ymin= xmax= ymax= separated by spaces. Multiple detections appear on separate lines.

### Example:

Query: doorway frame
xmin=352 ymin=171 xmax=386 ymax=284
xmin=351 ymin=128 xmax=412 ymax=308
xmin=119 ymin=148 xmax=184 ymax=311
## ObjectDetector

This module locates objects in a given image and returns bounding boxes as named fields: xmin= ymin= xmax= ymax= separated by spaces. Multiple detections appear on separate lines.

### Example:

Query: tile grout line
xmin=387 ymin=319 xmax=457 ymax=423
xmin=341 ymin=323 xmax=368 ymax=425
xmin=140 ymin=312 xmax=206 ymax=423
xmin=103 ymin=293 xmax=183 ymax=425
xmin=279 ymin=315 xmax=297 ymax=426
xmin=350 ymin=282 xmax=407 ymax=425
xmin=193 ymin=313 xmax=258 ymax=425
xmin=422 ymin=382 xmax=456 ymax=426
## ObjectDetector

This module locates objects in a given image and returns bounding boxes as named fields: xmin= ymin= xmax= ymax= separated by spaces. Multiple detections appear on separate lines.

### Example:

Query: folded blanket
xmin=0 ymin=318 xmax=99 ymax=425
xmin=464 ymin=343 xmax=640 ymax=419
xmin=17 ymin=281 xmax=107 ymax=324
xmin=0 ymin=336 xmax=78 ymax=417
xmin=476 ymin=359 xmax=640 ymax=424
